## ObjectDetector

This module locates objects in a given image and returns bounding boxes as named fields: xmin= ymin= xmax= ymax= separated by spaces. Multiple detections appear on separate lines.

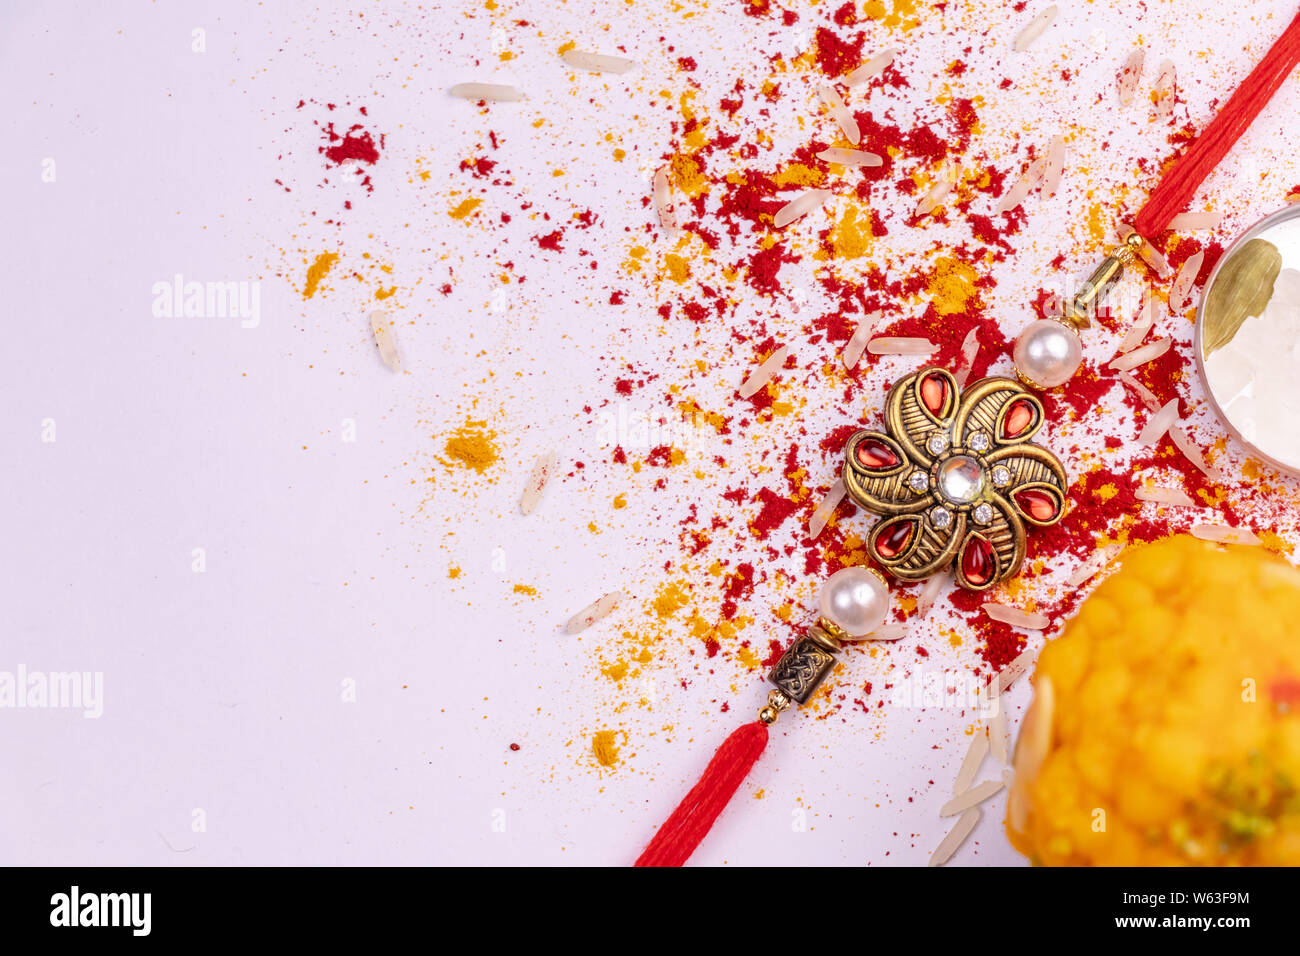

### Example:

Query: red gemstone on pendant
xmin=1015 ymin=488 xmax=1059 ymax=521
xmin=875 ymin=520 xmax=914 ymax=558
xmin=856 ymin=438 xmax=900 ymax=469
xmin=961 ymin=536 xmax=996 ymax=586
xmin=1001 ymin=399 xmax=1035 ymax=439
xmin=920 ymin=373 xmax=948 ymax=414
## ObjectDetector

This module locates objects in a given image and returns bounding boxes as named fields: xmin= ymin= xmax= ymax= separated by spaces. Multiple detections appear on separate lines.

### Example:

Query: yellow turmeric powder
xmin=303 ymin=252 xmax=339 ymax=300
xmin=441 ymin=420 xmax=500 ymax=473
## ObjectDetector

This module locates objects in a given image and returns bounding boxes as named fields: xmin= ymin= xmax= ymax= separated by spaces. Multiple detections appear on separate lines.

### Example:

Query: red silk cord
xmin=634 ymin=721 xmax=768 ymax=867
xmin=1134 ymin=8 xmax=1300 ymax=237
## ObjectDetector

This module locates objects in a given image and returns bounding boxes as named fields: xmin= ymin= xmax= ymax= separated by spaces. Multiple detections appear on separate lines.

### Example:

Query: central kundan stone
xmin=937 ymin=455 xmax=984 ymax=503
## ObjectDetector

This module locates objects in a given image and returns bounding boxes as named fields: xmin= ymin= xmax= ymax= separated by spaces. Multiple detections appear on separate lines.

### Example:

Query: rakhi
xmin=635 ymin=9 xmax=1300 ymax=868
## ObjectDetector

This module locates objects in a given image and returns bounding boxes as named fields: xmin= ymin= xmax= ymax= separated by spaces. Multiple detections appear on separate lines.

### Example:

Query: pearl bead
xmin=817 ymin=566 xmax=889 ymax=637
xmin=1013 ymin=319 xmax=1082 ymax=389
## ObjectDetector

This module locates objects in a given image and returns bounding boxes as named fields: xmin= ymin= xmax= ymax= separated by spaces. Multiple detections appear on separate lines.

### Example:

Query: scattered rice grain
xmin=844 ymin=47 xmax=900 ymax=87
xmin=1135 ymin=484 xmax=1195 ymax=507
xmin=993 ymin=647 xmax=1036 ymax=696
xmin=519 ymin=450 xmax=558 ymax=516
xmin=564 ymin=591 xmax=624 ymax=634
xmin=982 ymin=603 xmax=1049 ymax=630
xmin=1117 ymin=48 xmax=1145 ymax=105
xmin=1118 ymin=292 xmax=1157 ymax=354
xmin=916 ymin=162 xmax=958 ymax=216
xmin=996 ymin=156 xmax=1045 ymax=213
xmin=867 ymin=336 xmax=937 ymax=356
xmin=929 ymin=807 xmax=981 ymax=867
xmin=842 ymin=310 xmax=880 ymax=370
xmin=653 ymin=165 xmax=677 ymax=236
xmin=918 ymin=570 xmax=952 ymax=619
xmin=940 ymin=779 xmax=1004 ymax=817
xmin=863 ymin=623 xmax=908 ymax=642
xmin=809 ymin=477 xmax=846 ymax=539
xmin=1137 ymin=398 xmax=1179 ymax=446
xmin=817 ymin=147 xmax=883 ymax=167
xmin=818 ymin=85 xmax=860 ymax=145
xmin=774 ymin=188 xmax=832 ymax=228
xmin=1014 ymin=5 xmax=1058 ymax=51
xmin=1040 ymin=135 xmax=1065 ymax=197
xmin=1118 ymin=370 xmax=1162 ymax=412
xmin=560 ymin=49 xmax=637 ymax=74
xmin=1011 ymin=676 xmax=1054 ymax=785
xmin=1169 ymin=249 xmax=1204 ymax=314
xmin=449 ymin=82 xmax=523 ymax=102
xmin=1067 ymin=541 xmax=1123 ymax=587
xmin=738 ymin=344 xmax=790 ymax=399
xmin=1108 ymin=336 xmax=1171 ymax=372
xmin=953 ymin=731 xmax=989 ymax=795
xmin=1168 ymin=211 xmax=1223 ymax=231
xmin=952 ymin=328 xmax=981 ymax=390
xmin=1191 ymin=523 xmax=1261 ymax=546
xmin=1169 ymin=425 xmax=1224 ymax=481
xmin=1153 ymin=59 xmax=1177 ymax=120
xmin=369 ymin=310 xmax=401 ymax=371
xmin=989 ymin=709 xmax=1009 ymax=766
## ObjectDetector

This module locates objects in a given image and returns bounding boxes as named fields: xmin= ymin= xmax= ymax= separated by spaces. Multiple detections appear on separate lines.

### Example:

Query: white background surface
xmin=5 ymin=0 xmax=1300 ymax=866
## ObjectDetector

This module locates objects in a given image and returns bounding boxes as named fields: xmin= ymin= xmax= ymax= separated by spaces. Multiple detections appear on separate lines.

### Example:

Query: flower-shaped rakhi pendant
xmin=841 ymin=367 xmax=1068 ymax=591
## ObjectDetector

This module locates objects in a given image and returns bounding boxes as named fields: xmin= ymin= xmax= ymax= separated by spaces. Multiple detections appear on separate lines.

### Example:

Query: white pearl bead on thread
xmin=1013 ymin=319 xmax=1083 ymax=389
xmin=817 ymin=566 xmax=890 ymax=637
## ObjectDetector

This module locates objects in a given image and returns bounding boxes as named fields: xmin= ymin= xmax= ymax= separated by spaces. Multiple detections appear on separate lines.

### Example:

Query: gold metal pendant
xmin=841 ymin=367 xmax=1068 ymax=591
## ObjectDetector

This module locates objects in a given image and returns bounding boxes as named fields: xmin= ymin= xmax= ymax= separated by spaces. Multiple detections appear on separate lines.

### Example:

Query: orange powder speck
xmin=1086 ymin=200 xmax=1106 ymax=245
xmin=449 ymin=198 xmax=483 ymax=220
xmin=513 ymin=584 xmax=538 ymax=596
xmin=612 ymin=493 xmax=628 ymax=509
xmin=653 ymin=581 xmax=689 ymax=619
xmin=927 ymin=256 xmax=980 ymax=316
xmin=670 ymin=153 xmax=706 ymax=197
xmin=832 ymin=204 xmax=873 ymax=260
xmin=448 ymin=566 xmax=462 ymax=579
xmin=375 ymin=285 xmax=397 ymax=300
xmin=773 ymin=163 xmax=825 ymax=188
xmin=664 ymin=253 xmax=691 ymax=283
xmin=303 ymin=252 xmax=339 ymax=300
xmin=441 ymin=420 xmax=500 ymax=473
xmin=592 ymin=730 xmax=620 ymax=767
xmin=602 ymin=660 xmax=628 ymax=681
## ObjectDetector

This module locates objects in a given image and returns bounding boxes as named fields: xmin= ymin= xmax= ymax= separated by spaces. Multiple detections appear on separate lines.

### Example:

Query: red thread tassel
xmin=635 ymin=720 xmax=768 ymax=867
xmin=1134 ymin=8 xmax=1300 ymax=237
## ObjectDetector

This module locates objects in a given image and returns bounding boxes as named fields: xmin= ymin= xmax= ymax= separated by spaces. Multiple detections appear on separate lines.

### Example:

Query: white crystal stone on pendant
xmin=909 ymin=470 xmax=929 ymax=492
xmin=927 ymin=432 xmax=950 ymax=455
xmin=973 ymin=503 xmax=993 ymax=525
xmin=937 ymin=455 xmax=984 ymax=503
xmin=930 ymin=506 xmax=952 ymax=529
xmin=991 ymin=465 xmax=1012 ymax=488
xmin=968 ymin=431 xmax=990 ymax=452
